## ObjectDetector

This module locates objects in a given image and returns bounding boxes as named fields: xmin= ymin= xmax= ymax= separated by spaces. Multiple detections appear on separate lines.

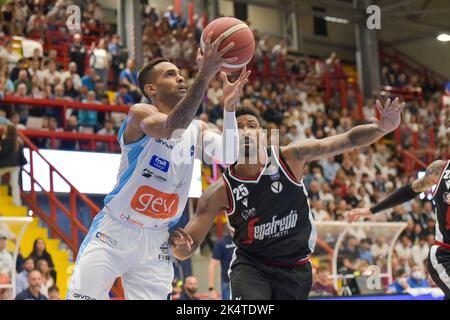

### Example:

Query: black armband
xmin=370 ymin=183 xmax=420 ymax=214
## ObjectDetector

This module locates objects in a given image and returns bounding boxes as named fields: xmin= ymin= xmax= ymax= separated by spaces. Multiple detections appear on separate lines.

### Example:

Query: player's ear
xmin=144 ymin=83 xmax=156 ymax=97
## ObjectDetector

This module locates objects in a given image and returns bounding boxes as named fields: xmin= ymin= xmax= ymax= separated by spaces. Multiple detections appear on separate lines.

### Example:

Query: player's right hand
xmin=169 ymin=228 xmax=194 ymax=253
xmin=345 ymin=208 xmax=372 ymax=223
xmin=196 ymin=31 xmax=237 ymax=81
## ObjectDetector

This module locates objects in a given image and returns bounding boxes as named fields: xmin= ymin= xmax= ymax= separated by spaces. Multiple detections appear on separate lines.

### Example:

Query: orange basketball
xmin=201 ymin=17 xmax=255 ymax=73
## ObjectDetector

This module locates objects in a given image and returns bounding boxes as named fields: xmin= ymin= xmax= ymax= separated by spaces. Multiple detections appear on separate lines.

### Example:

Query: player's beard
xmin=158 ymin=87 xmax=185 ymax=108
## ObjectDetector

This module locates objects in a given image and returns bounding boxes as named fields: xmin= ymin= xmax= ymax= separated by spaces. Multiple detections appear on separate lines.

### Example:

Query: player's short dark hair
xmin=235 ymin=107 xmax=261 ymax=123
xmin=137 ymin=58 xmax=170 ymax=101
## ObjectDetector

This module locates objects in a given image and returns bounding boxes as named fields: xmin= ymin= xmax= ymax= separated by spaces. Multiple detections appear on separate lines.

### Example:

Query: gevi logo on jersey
xmin=130 ymin=185 xmax=179 ymax=219
xmin=149 ymin=155 xmax=170 ymax=172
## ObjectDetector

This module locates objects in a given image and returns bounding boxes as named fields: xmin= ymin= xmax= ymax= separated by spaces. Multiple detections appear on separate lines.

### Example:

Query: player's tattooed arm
xmin=283 ymin=98 xmax=405 ymax=163
xmin=169 ymin=180 xmax=230 ymax=260
xmin=411 ymin=160 xmax=446 ymax=192
xmin=125 ymin=32 xmax=236 ymax=142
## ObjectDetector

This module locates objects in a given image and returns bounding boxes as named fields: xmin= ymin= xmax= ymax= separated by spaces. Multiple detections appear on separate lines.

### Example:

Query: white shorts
xmin=67 ymin=211 xmax=174 ymax=300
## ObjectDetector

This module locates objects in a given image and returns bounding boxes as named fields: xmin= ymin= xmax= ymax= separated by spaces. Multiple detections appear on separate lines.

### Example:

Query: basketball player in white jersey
xmin=67 ymin=32 xmax=250 ymax=300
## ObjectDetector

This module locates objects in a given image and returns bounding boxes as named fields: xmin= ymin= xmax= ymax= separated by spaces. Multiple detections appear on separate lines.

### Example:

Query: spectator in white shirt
xmin=311 ymin=201 xmax=330 ymax=221
xmin=411 ymin=236 xmax=429 ymax=270
xmin=0 ymin=234 xmax=13 ymax=276
xmin=318 ymin=182 xmax=335 ymax=205
xmin=0 ymin=41 xmax=20 ymax=72
xmin=395 ymin=235 xmax=412 ymax=261
xmin=0 ymin=213 xmax=16 ymax=243
xmin=89 ymin=39 xmax=111 ymax=86
xmin=42 ymin=61 xmax=61 ymax=86
xmin=61 ymin=62 xmax=82 ymax=90
xmin=371 ymin=236 xmax=390 ymax=259
xmin=356 ymin=186 xmax=372 ymax=207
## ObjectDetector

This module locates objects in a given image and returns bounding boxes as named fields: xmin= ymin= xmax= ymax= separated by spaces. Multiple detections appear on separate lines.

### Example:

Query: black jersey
xmin=432 ymin=160 xmax=450 ymax=247
xmin=222 ymin=146 xmax=316 ymax=266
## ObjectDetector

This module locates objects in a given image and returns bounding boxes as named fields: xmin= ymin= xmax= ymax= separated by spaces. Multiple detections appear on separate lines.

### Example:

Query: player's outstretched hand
xmin=345 ymin=207 xmax=372 ymax=223
xmin=196 ymin=31 xmax=238 ymax=81
xmin=370 ymin=97 xmax=405 ymax=133
xmin=221 ymin=66 xmax=251 ymax=112
xmin=169 ymin=228 xmax=193 ymax=253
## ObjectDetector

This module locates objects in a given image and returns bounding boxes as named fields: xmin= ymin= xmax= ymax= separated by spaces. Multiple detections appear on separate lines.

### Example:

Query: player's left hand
xmin=345 ymin=207 xmax=372 ymax=223
xmin=370 ymin=97 xmax=405 ymax=133
xmin=169 ymin=228 xmax=193 ymax=252
xmin=221 ymin=66 xmax=251 ymax=112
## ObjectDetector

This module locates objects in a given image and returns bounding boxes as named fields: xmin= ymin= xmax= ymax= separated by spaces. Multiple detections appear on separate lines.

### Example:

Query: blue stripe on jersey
xmin=117 ymin=118 xmax=149 ymax=148
xmin=168 ymin=216 xmax=182 ymax=229
xmin=103 ymin=136 xmax=149 ymax=205
xmin=67 ymin=211 xmax=106 ymax=299
xmin=74 ymin=211 xmax=106 ymax=265
xmin=117 ymin=118 xmax=127 ymax=145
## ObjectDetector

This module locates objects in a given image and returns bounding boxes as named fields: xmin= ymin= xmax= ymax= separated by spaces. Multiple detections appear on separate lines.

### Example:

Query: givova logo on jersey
xmin=243 ymin=210 xmax=298 ymax=244
xmin=130 ymin=185 xmax=179 ymax=219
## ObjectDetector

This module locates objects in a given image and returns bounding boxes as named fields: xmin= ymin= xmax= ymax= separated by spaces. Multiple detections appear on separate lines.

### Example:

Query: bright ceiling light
xmin=437 ymin=34 xmax=450 ymax=42
xmin=324 ymin=16 xmax=349 ymax=24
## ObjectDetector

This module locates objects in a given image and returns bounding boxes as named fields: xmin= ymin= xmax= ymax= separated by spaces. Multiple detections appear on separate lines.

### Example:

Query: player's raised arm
xmin=125 ymin=32 xmax=237 ymax=142
xmin=201 ymin=67 xmax=251 ymax=164
xmin=346 ymin=160 xmax=446 ymax=223
xmin=169 ymin=180 xmax=230 ymax=260
xmin=282 ymin=97 xmax=405 ymax=164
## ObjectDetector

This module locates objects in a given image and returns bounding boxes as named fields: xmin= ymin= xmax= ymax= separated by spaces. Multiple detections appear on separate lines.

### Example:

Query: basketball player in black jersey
xmin=347 ymin=160 xmax=450 ymax=299
xmin=170 ymin=97 xmax=405 ymax=300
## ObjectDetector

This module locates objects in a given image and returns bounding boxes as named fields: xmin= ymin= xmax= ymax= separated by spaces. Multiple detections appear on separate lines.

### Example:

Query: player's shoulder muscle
xmin=123 ymin=103 xmax=158 ymax=144
xmin=426 ymin=159 xmax=447 ymax=180
xmin=128 ymin=103 xmax=158 ymax=126
xmin=412 ymin=159 xmax=447 ymax=192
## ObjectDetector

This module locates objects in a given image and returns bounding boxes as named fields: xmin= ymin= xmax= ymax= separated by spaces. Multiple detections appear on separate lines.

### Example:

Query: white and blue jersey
xmin=67 ymin=119 xmax=202 ymax=300
xmin=103 ymin=119 xmax=201 ymax=230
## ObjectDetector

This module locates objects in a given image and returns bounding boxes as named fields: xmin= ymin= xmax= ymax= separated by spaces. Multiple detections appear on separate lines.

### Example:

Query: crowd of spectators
xmin=0 ymin=230 xmax=60 ymax=300
xmin=0 ymin=0 xmax=448 ymax=299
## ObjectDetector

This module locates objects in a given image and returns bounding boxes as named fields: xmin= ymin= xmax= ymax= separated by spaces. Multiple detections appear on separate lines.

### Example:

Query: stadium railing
xmin=18 ymin=132 xmax=124 ymax=298
xmin=379 ymin=41 xmax=447 ymax=86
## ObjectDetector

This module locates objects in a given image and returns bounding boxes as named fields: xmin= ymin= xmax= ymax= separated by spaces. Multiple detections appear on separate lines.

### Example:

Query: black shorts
xmin=229 ymin=253 xmax=312 ymax=300
xmin=428 ymin=245 xmax=450 ymax=299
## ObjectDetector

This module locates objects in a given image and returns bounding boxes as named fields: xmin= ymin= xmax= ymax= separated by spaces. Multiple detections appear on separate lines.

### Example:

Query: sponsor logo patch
xmin=119 ymin=214 xmax=145 ymax=228
xmin=142 ymin=168 xmax=167 ymax=183
xmin=149 ymin=155 xmax=170 ymax=173
xmin=95 ymin=232 xmax=118 ymax=248
xmin=159 ymin=242 xmax=171 ymax=262
xmin=243 ymin=210 xmax=298 ymax=244
xmin=130 ymin=185 xmax=179 ymax=219
xmin=271 ymin=181 xmax=283 ymax=194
